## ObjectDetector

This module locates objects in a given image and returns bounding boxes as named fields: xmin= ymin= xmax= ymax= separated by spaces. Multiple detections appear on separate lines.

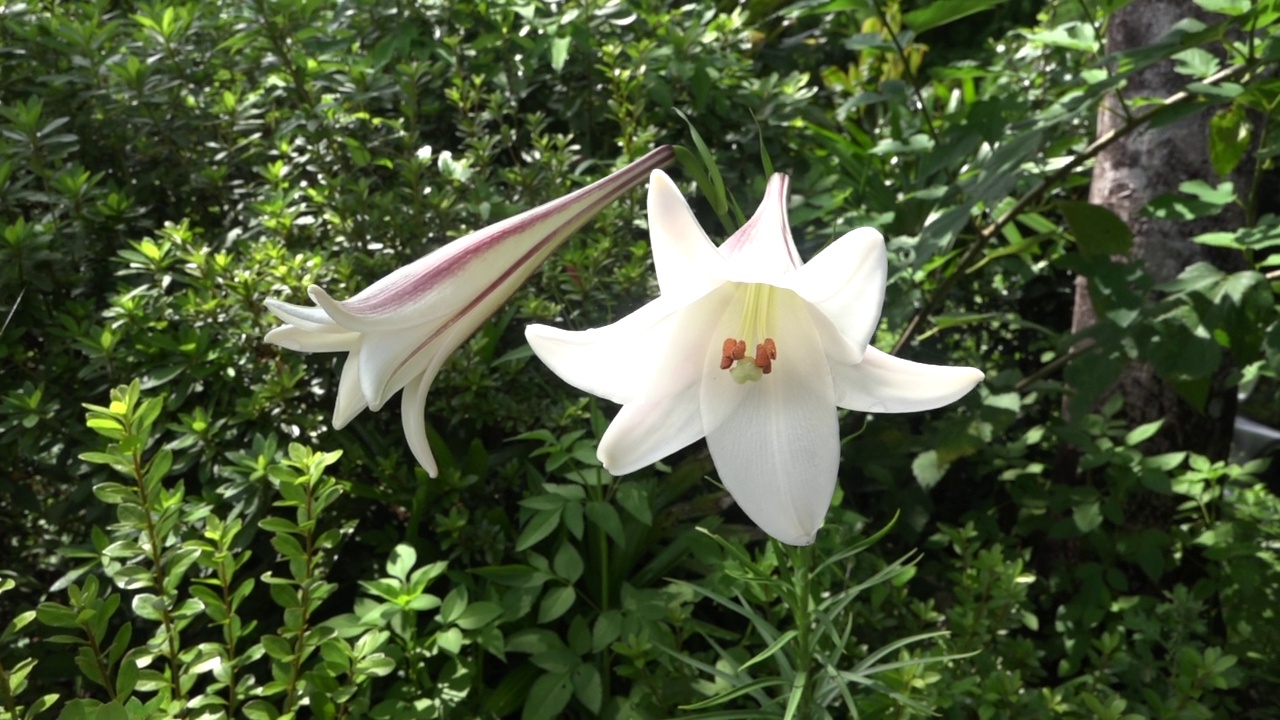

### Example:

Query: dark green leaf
xmin=516 ymin=508 xmax=562 ymax=552
xmin=904 ymin=0 xmax=1011 ymax=33
xmin=522 ymin=672 xmax=573 ymax=720
xmin=585 ymin=501 xmax=626 ymax=546
xmin=1059 ymin=201 xmax=1132 ymax=257
xmin=537 ymin=586 xmax=576 ymax=623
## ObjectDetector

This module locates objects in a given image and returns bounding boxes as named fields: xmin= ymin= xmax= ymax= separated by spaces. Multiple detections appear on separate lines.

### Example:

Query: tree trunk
xmin=1071 ymin=0 xmax=1245 ymax=459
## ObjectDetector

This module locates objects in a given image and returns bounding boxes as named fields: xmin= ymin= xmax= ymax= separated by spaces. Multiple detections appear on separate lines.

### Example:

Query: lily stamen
xmin=720 ymin=337 xmax=747 ymax=370
xmin=721 ymin=335 xmax=777 ymax=381
xmin=756 ymin=338 xmax=777 ymax=374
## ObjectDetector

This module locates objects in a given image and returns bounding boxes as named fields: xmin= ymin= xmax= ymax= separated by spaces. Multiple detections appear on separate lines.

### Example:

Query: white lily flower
xmin=265 ymin=146 xmax=675 ymax=477
xmin=525 ymin=170 xmax=984 ymax=545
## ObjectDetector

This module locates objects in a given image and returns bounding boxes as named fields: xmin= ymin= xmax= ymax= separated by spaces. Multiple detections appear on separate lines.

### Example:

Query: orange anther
xmin=720 ymin=338 xmax=736 ymax=370
xmin=754 ymin=343 xmax=774 ymax=374
xmin=733 ymin=339 xmax=746 ymax=360
xmin=763 ymin=338 xmax=777 ymax=360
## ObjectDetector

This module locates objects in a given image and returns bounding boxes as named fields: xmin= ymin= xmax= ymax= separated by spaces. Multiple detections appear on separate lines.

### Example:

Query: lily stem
xmin=789 ymin=543 xmax=815 ymax=719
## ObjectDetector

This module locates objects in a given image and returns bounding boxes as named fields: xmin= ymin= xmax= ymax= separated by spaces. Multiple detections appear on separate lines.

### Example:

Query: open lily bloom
xmin=526 ymin=170 xmax=984 ymax=545
xmin=265 ymin=146 xmax=674 ymax=477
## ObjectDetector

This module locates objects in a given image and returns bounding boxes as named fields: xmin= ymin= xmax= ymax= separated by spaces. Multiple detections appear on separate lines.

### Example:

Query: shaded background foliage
xmin=2 ymin=0 xmax=1279 ymax=718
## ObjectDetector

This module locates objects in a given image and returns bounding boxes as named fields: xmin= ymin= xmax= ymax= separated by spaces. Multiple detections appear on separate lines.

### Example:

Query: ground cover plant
xmin=2 ymin=0 xmax=1280 ymax=718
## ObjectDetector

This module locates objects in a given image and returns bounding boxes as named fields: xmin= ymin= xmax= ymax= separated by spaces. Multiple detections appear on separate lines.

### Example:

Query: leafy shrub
xmin=3 ymin=0 xmax=1280 ymax=718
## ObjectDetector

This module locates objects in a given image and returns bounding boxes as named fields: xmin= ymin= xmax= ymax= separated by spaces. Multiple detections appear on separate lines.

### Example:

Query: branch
xmin=891 ymin=59 xmax=1257 ymax=356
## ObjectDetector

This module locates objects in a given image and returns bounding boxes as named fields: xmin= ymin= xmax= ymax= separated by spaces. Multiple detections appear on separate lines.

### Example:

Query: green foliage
xmin=2 ymin=0 xmax=1279 ymax=718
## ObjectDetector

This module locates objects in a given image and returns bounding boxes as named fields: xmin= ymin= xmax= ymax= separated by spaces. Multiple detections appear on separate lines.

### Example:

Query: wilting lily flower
xmin=265 ymin=146 xmax=675 ymax=477
xmin=526 ymin=170 xmax=984 ymax=545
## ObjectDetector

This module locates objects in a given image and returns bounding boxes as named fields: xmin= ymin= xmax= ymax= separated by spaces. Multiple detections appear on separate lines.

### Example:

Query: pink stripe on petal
xmin=721 ymin=173 xmax=801 ymax=272
xmin=336 ymin=146 xmax=674 ymax=319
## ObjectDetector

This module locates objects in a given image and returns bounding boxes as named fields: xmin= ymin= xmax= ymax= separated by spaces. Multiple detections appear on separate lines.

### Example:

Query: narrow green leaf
xmin=516 ymin=508 xmax=562 ymax=551
xmin=782 ymin=670 xmax=808 ymax=720
xmin=904 ymin=0 xmax=1011 ymax=33
xmin=739 ymin=629 xmax=798 ymax=673
xmin=1125 ymin=419 xmax=1164 ymax=446
xmin=1192 ymin=0 xmax=1249 ymax=14
xmin=679 ymin=677 xmax=789 ymax=710
xmin=115 ymin=657 xmax=138 ymax=699
xmin=74 ymin=647 xmax=105 ymax=688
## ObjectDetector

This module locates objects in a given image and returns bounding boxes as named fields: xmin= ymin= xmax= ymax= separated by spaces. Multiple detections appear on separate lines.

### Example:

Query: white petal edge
xmin=310 ymin=283 xmax=458 ymax=334
xmin=401 ymin=369 xmax=439 ymax=478
xmin=778 ymin=227 xmax=887 ymax=359
xmin=357 ymin=327 xmax=443 ymax=411
xmin=265 ymin=298 xmax=344 ymax=333
xmin=265 ymin=325 xmax=360 ymax=353
xmin=332 ymin=347 xmax=369 ymax=429
xmin=719 ymin=173 xmax=802 ymax=281
xmin=525 ymin=283 xmax=735 ymax=406
xmin=399 ymin=326 xmax=467 ymax=478
xmin=647 ymin=170 xmax=725 ymax=298
xmin=598 ymin=391 xmax=705 ymax=476
xmin=699 ymin=290 xmax=839 ymax=546
xmin=832 ymin=347 xmax=984 ymax=413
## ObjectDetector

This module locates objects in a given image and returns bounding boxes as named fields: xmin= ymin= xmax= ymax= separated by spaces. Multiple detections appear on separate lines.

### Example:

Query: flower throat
xmin=719 ymin=283 xmax=777 ymax=384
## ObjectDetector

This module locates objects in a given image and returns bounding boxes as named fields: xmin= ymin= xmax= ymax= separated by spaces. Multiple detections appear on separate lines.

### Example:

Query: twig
xmin=1014 ymin=341 xmax=1096 ymax=392
xmin=0 ymin=287 xmax=25 ymax=337
xmin=872 ymin=1 xmax=939 ymax=147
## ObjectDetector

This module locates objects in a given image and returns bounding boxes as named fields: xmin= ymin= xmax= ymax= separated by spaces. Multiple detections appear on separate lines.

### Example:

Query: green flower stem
xmin=789 ymin=543 xmax=815 ymax=720
xmin=591 ymin=478 xmax=613 ymax=700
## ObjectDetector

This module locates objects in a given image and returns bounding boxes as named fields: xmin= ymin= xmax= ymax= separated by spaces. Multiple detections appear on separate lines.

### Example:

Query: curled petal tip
xmin=264 ymin=326 xmax=303 ymax=351
xmin=402 ymin=373 xmax=440 ymax=478
xmin=409 ymin=434 xmax=440 ymax=479
xmin=833 ymin=348 xmax=985 ymax=414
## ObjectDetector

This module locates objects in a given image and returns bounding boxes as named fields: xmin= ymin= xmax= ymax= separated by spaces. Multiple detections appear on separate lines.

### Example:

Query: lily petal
xmin=401 ymin=368 xmax=439 ymax=477
xmin=832 ymin=347 xmax=985 ymax=413
xmin=699 ymin=290 xmax=838 ymax=545
xmin=719 ymin=173 xmax=802 ymax=280
xmin=333 ymin=347 xmax=369 ymax=429
xmin=598 ymin=390 xmax=705 ymax=476
xmin=779 ymin=227 xmax=887 ymax=358
xmin=354 ymin=326 xmax=439 ymax=411
xmin=400 ymin=325 xmax=471 ymax=476
xmin=310 ymin=148 xmax=673 ymax=333
xmin=647 ymin=170 xmax=725 ymax=298
xmin=265 ymin=325 xmax=360 ymax=353
xmin=265 ymin=298 xmax=345 ymax=333
xmin=525 ymin=283 xmax=736 ymax=406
